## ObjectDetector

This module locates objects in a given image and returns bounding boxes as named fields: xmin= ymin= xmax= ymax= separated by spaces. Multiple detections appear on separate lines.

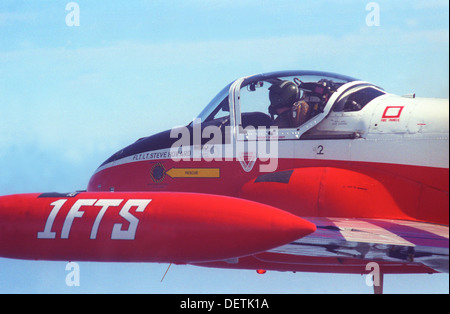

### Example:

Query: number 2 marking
xmin=317 ymin=145 xmax=324 ymax=155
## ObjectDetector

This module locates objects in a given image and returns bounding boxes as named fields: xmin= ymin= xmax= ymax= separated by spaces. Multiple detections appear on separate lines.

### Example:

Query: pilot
xmin=268 ymin=80 xmax=309 ymax=128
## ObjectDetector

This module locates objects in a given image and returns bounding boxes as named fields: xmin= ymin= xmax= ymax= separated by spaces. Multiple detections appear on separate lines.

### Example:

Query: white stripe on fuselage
xmin=94 ymin=133 xmax=449 ymax=175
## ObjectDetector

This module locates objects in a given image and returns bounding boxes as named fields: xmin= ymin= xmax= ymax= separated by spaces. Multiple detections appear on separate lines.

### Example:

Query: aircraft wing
xmin=270 ymin=217 xmax=449 ymax=273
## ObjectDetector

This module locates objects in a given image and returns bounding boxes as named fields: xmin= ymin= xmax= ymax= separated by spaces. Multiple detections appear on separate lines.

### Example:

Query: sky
xmin=0 ymin=0 xmax=448 ymax=294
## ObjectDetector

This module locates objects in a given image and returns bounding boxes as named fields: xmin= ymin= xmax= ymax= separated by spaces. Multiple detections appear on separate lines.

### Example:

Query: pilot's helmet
xmin=269 ymin=80 xmax=299 ymax=110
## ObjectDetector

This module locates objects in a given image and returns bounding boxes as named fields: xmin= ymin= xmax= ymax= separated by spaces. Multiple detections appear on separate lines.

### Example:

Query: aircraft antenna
xmin=161 ymin=263 xmax=172 ymax=283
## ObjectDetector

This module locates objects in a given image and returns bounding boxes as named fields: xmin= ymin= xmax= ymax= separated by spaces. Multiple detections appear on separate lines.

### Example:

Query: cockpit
xmin=193 ymin=71 xmax=386 ymax=140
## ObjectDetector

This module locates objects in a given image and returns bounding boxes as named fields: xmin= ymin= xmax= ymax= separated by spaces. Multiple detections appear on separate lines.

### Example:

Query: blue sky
xmin=0 ymin=0 xmax=448 ymax=293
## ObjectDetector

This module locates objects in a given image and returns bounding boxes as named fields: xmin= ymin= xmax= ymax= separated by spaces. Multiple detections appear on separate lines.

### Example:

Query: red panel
xmin=240 ymin=167 xmax=323 ymax=217
xmin=418 ymin=186 xmax=450 ymax=224
xmin=89 ymin=158 xmax=448 ymax=225
xmin=318 ymin=167 xmax=420 ymax=219
xmin=240 ymin=167 xmax=424 ymax=221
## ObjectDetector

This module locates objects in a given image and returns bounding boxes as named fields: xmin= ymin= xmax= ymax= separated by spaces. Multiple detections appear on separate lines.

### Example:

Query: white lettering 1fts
xmin=37 ymin=199 xmax=152 ymax=240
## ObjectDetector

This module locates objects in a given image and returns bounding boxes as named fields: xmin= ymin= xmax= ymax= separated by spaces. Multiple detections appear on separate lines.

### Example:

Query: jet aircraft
xmin=0 ymin=70 xmax=448 ymax=293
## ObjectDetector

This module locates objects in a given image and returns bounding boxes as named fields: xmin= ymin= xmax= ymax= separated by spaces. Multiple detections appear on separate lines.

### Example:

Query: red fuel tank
xmin=0 ymin=192 xmax=316 ymax=263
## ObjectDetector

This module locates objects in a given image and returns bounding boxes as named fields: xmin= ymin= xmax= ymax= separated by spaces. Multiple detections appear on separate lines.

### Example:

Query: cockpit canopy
xmin=193 ymin=70 xmax=387 ymax=144
xmin=195 ymin=71 xmax=361 ymax=125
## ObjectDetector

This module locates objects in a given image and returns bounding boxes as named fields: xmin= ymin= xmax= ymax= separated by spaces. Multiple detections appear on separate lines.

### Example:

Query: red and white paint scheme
xmin=1 ymin=71 xmax=448 ymax=291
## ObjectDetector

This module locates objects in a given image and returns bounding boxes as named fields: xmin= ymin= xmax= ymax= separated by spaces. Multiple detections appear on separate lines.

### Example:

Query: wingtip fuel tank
xmin=0 ymin=192 xmax=315 ymax=263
